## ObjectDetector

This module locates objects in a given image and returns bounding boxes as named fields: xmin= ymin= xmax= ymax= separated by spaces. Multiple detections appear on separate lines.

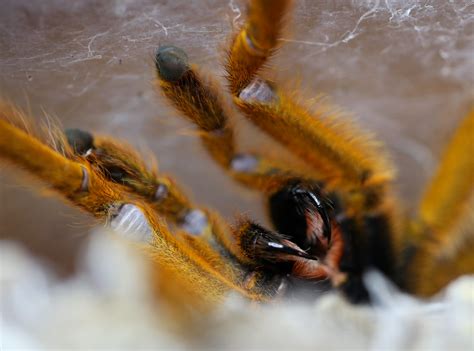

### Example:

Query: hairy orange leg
xmin=233 ymin=88 xmax=394 ymax=204
xmin=0 ymin=118 xmax=84 ymax=197
xmin=224 ymin=0 xmax=403 ymax=293
xmin=66 ymin=128 xmax=277 ymax=299
xmin=154 ymin=46 xmax=334 ymax=296
xmin=226 ymin=0 xmax=394 ymax=213
xmin=0 ymin=104 xmax=268 ymax=306
xmin=64 ymin=128 xmax=275 ymax=293
xmin=155 ymin=46 xmax=305 ymax=194
xmin=66 ymin=131 xmax=198 ymax=227
xmin=226 ymin=0 xmax=292 ymax=96
xmin=418 ymin=109 xmax=474 ymax=242
xmin=407 ymin=109 xmax=474 ymax=296
xmin=154 ymin=41 xmax=383 ymax=291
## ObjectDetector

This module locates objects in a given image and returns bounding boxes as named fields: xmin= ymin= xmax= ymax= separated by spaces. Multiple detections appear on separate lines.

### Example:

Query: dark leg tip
xmin=65 ymin=128 xmax=93 ymax=155
xmin=155 ymin=45 xmax=189 ymax=82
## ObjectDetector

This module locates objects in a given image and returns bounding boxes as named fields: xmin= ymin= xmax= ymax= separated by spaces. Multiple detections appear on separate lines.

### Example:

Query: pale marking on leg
xmin=239 ymin=78 xmax=276 ymax=103
xmin=181 ymin=209 xmax=208 ymax=236
xmin=80 ymin=166 xmax=89 ymax=192
xmin=117 ymin=207 xmax=133 ymax=228
xmin=231 ymin=154 xmax=258 ymax=173
xmin=244 ymin=31 xmax=267 ymax=57
xmin=110 ymin=204 xmax=153 ymax=242
xmin=154 ymin=183 xmax=168 ymax=202
xmin=122 ymin=210 xmax=138 ymax=233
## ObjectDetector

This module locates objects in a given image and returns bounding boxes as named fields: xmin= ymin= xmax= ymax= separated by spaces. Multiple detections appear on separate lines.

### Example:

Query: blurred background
xmin=1 ymin=0 xmax=472 ymax=277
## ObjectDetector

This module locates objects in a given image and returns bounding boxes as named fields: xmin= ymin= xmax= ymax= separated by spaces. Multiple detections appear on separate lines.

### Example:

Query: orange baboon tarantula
xmin=0 ymin=0 xmax=473 ymax=308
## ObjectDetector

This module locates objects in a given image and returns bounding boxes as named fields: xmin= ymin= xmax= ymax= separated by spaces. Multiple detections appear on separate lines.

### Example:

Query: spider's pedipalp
xmin=234 ymin=220 xmax=316 ymax=267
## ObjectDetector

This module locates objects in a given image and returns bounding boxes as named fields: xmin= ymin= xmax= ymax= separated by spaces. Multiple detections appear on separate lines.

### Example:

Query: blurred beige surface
xmin=0 ymin=0 xmax=473 ymax=275
xmin=2 ymin=233 xmax=473 ymax=349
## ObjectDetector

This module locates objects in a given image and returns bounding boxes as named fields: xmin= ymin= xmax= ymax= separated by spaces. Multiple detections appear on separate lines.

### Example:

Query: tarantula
xmin=1 ymin=0 xmax=473 ymax=310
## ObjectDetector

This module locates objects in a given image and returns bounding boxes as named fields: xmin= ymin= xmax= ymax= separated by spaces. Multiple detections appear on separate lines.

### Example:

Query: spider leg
xmin=225 ymin=1 xmax=405 ymax=301
xmin=65 ymin=127 xmax=282 ymax=295
xmin=226 ymin=0 xmax=394 ymax=214
xmin=232 ymin=86 xmax=394 ymax=195
xmin=0 ymin=104 xmax=190 ymax=244
xmin=155 ymin=45 xmax=303 ymax=194
xmin=155 ymin=54 xmax=339 ymax=295
xmin=0 ymin=106 xmax=85 ymax=198
xmin=154 ymin=45 xmax=401 ymax=298
xmin=0 ymin=103 xmax=269 ymax=305
xmin=0 ymin=107 xmax=162 ymax=244
xmin=65 ymin=126 xmax=282 ymax=299
xmin=66 ymin=129 xmax=196 ymax=227
xmin=226 ymin=0 xmax=292 ymax=96
xmin=406 ymin=109 xmax=474 ymax=296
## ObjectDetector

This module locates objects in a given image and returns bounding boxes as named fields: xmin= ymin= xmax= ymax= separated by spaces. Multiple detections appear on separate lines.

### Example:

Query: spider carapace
xmin=0 ymin=0 xmax=473 ymax=311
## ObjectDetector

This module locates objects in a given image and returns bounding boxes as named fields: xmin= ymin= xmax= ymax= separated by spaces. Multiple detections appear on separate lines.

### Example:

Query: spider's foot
xmin=155 ymin=45 xmax=190 ymax=82
xmin=155 ymin=45 xmax=228 ymax=133
xmin=65 ymin=128 xmax=94 ymax=156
